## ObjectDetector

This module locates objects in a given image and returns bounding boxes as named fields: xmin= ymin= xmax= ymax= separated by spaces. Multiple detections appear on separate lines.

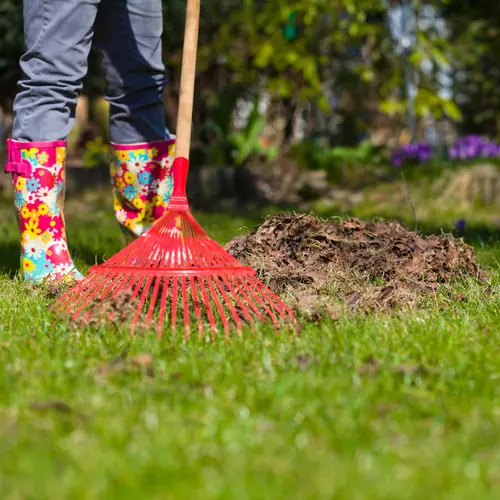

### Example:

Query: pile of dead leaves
xmin=85 ymin=290 xmax=143 ymax=328
xmin=225 ymin=214 xmax=484 ymax=319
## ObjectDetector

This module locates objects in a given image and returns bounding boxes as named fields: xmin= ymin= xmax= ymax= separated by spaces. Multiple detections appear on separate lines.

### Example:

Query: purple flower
xmin=392 ymin=141 xmax=434 ymax=167
xmin=419 ymin=148 xmax=432 ymax=161
xmin=448 ymin=134 xmax=500 ymax=161
xmin=392 ymin=153 xmax=403 ymax=168
xmin=466 ymin=145 xmax=476 ymax=157
xmin=482 ymin=144 xmax=496 ymax=157
xmin=454 ymin=219 xmax=466 ymax=232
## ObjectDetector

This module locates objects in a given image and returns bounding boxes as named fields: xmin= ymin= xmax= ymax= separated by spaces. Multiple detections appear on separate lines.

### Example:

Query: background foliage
xmin=1 ymin=0 xmax=500 ymax=161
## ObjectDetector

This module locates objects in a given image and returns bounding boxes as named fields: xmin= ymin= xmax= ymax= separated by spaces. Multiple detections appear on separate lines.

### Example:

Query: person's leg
xmin=13 ymin=0 xmax=101 ymax=142
xmin=94 ymin=0 xmax=176 ymax=240
xmin=6 ymin=0 xmax=100 ymax=282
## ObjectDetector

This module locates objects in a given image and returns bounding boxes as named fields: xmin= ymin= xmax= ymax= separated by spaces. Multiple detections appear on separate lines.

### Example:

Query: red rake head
xmin=54 ymin=158 xmax=295 ymax=340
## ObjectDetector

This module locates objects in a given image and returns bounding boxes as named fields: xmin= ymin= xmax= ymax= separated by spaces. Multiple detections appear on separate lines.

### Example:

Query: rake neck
xmin=167 ymin=156 xmax=190 ymax=211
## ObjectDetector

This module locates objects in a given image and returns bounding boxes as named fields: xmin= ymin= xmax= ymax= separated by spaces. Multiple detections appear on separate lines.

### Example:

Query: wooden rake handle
xmin=175 ymin=0 xmax=200 ymax=160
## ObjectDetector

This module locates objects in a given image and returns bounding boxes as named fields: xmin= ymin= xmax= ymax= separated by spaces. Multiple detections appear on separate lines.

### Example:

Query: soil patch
xmin=225 ymin=214 xmax=484 ymax=318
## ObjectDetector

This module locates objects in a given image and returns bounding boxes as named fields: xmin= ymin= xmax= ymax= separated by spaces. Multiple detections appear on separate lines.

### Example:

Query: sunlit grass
xmin=0 ymin=188 xmax=499 ymax=499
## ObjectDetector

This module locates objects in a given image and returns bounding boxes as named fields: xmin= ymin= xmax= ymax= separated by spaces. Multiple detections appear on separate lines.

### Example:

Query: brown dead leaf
xmin=378 ymin=287 xmax=395 ymax=303
xmin=376 ymin=402 xmax=396 ymax=415
xmin=359 ymin=356 xmax=380 ymax=376
xmin=346 ymin=292 xmax=361 ymax=308
xmin=131 ymin=353 xmax=155 ymax=377
xmin=131 ymin=353 xmax=153 ymax=368
xmin=391 ymin=363 xmax=438 ymax=377
xmin=30 ymin=400 xmax=72 ymax=413
xmin=96 ymin=351 xmax=154 ymax=378
xmin=96 ymin=351 xmax=128 ymax=377
xmin=296 ymin=354 xmax=311 ymax=370
xmin=391 ymin=364 xmax=424 ymax=376
xmin=414 ymin=237 xmax=427 ymax=252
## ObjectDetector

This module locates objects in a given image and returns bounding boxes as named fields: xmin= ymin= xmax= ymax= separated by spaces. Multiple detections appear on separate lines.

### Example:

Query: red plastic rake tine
xmin=203 ymin=239 xmax=224 ymax=266
xmin=70 ymin=278 xmax=109 ymax=321
xmin=130 ymin=275 xmax=147 ymax=302
xmin=171 ymin=277 xmax=179 ymax=333
xmin=221 ymin=275 xmax=255 ymax=327
xmin=198 ymin=276 xmax=217 ymax=339
xmin=146 ymin=277 xmax=161 ymax=327
xmin=144 ymin=242 xmax=159 ymax=268
xmin=95 ymin=274 xmax=122 ymax=300
xmin=194 ymin=240 xmax=212 ymax=267
xmin=229 ymin=274 xmax=265 ymax=322
xmin=182 ymin=277 xmax=190 ymax=339
xmin=157 ymin=277 xmax=170 ymax=339
xmin=205 ymin=276 xmax=230 ymax=339
xmin=131 ymin=276 xmax=154 ymax=333
xmin=54 ymin=280 xmax=85 ymax=314
xmin=185 ymin=234 xmax=201 ymax=267
xmin=111 ymin=274 xmax=135 ymax=299
xmin=213 ymin=276 xmax=242 ymax=334
xmin=237 ymin=276 xmax=279 ymax=330
xmin=106 ymin=275 xmax=140 ymax=322
xmin=54 ymin=286 xmax=80 ymax=316
xmin=249 ymin=275 xmax=295 ymax=318
xmin=129 ymin=235 xmax=156 ymax=267
xmin=247 ymin=275 xmax=292 ymax=323
xmin=242 ymin=277 xmax=280 ymax=326
xmin=251 ymin=279 xmax=296 ymax=332
xmin=208 ymin=239 xmax=232 ymax=266
xmin=57 ymin=273 xmax=102 ymax=315
xmin=81 ymin=275 xmax=122 ymax=322
xmin=189 ymin=275 xmax=203 ymax=336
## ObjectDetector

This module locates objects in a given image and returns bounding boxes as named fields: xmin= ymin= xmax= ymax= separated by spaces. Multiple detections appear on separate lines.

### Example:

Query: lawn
xmin=1 ymin=187 xmax=500 ymax=499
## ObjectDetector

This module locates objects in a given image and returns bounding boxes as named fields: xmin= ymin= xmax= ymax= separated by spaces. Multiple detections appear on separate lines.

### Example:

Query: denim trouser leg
xmin=13 ymin=0 xmax=101 ymax=141
xmin=12 ymin=0 xmax=167 ymax=144
xmin=94 ymin=0 xmax=167 ymax=144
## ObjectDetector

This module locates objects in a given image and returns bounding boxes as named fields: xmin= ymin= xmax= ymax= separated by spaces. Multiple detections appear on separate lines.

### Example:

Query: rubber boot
xmin=5 ymin=139 xmax=84 ymax=283
xmin=110 ymin=139 xmax=176 ymax=240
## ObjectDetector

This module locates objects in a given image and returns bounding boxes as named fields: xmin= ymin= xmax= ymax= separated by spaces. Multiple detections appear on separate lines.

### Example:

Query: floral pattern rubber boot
xmin=5 ymin=139 xmax=84 ymax=283
xmin=110 ymin=139 xmax=176 ymax=241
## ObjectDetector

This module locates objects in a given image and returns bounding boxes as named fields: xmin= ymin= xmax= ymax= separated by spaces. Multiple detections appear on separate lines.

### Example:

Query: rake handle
xmin=175 ymin=0 xmax=200 ymax=160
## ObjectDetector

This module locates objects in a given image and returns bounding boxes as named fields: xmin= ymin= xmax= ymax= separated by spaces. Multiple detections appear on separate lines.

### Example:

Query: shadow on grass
xmin=71 ymin=242 xmax=118 ymax=268
xmin=0 ymin=242 xmax=20 ymax=276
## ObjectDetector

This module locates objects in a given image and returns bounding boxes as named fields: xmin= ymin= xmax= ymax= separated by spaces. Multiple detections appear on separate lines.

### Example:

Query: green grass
xmin=1 ymin=189 xmax=500 ymax=499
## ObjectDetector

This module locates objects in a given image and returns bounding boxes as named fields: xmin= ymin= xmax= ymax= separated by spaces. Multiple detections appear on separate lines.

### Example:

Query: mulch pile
xmin=224 ymin=214 xmax=483 ymax=319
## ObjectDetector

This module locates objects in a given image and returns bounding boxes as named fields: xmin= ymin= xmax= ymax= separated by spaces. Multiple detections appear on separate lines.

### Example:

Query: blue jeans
xmin=13 ymin=0 xmax=167 ymax=144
